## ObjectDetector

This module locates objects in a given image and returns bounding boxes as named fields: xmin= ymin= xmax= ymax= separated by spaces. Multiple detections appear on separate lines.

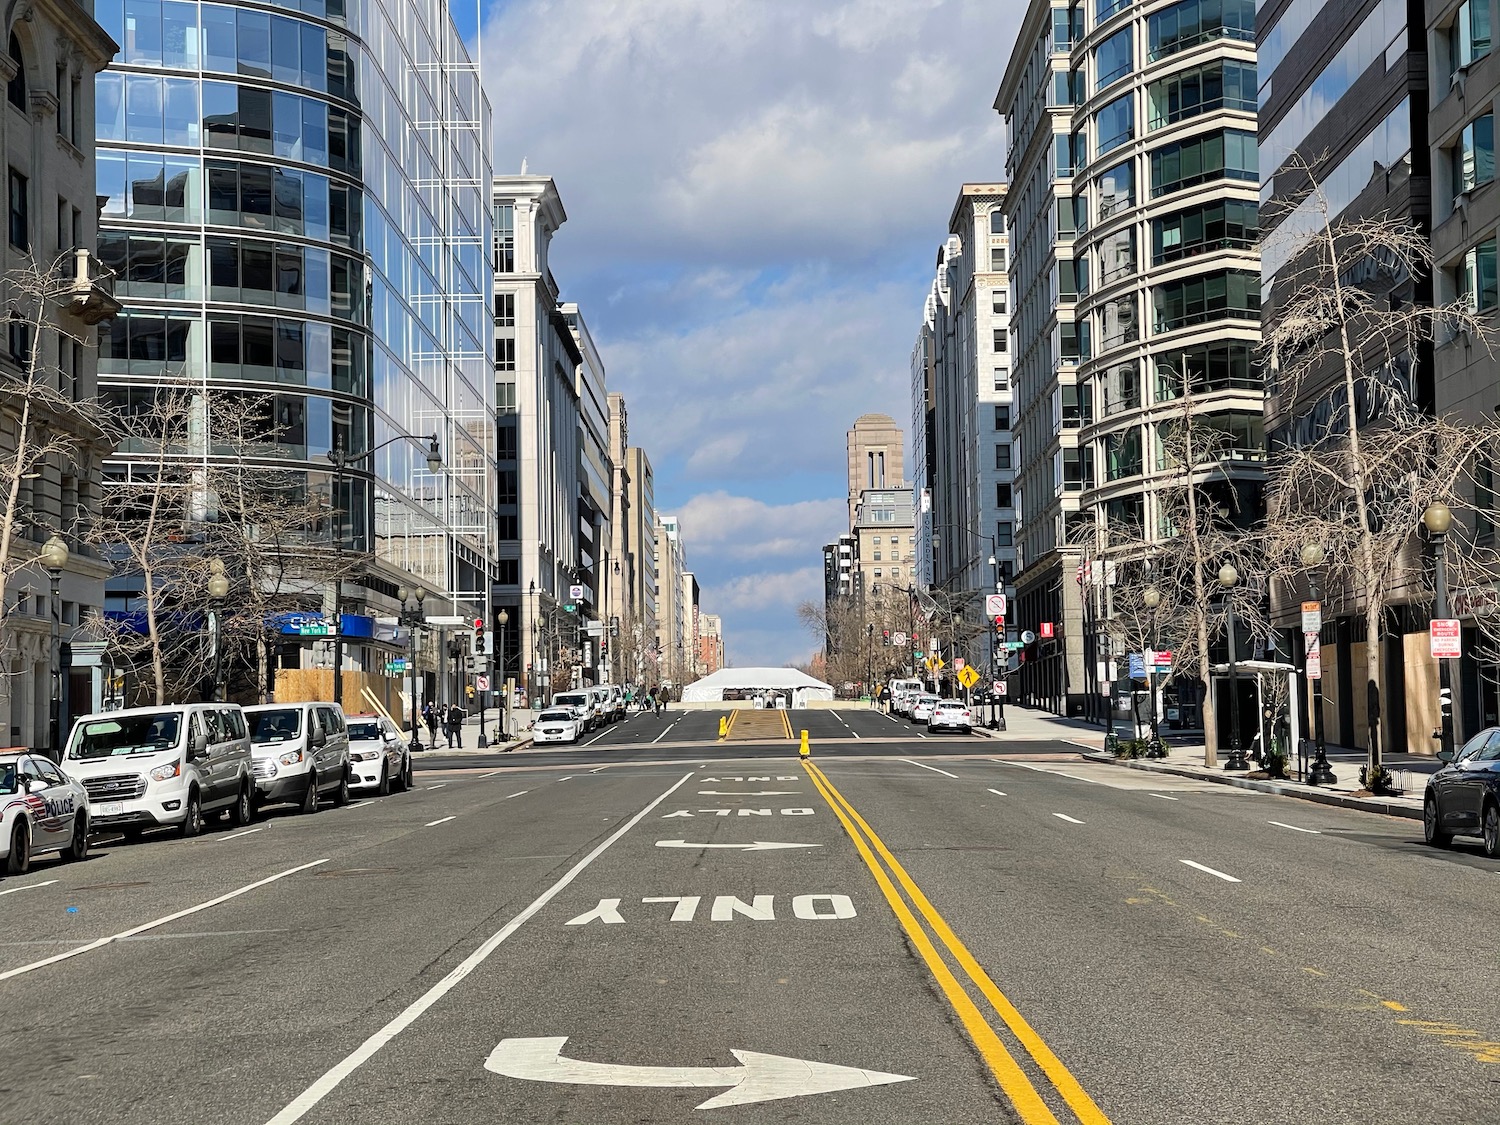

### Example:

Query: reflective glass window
xmin=240 ymin=88 xmax=272 ymax=153
xmin=272 ymin=16 xmax=302 ymax=85
xmin=1152 ymin=268 xmax=1260 ymax=330
xmin=1096 ymin=160 xmax=1133 ymax=218
xmin=238 ymin=8 xmax=272 ymax=78
xmin=162 ymin=0 xmax=197 ymax=68
xmin=163 ymin=76 xmax=197 ymax=146
xmin=1147 ymin=60 xmax=1256 ymax=130
xmin=1450 ymin=0 xmax=1493 ymax=78
xmin=124 ymin=0 xmax=162 ymax=66
xmin=126 ymin=74 xmax=163 ymax=144
xmin=99 ymin=151 xmax=127 ymax=216
xmin=1148 ymin=0 xmax=1255 ymax=60
xmin=97 ymin=71 xmax=124 ymax=142
xmin=1451 ymin=112 xmax=1495 ymax=199
xmin=304 ymin=100 xmax=329 ymax=166
xmin=202 ymin=80 xmax=237 ymax=147
xmin=1097 ymin=0 xmax=1129 ymax=22
xmin=301 ymin=23 xmax=326 ymax=92
xmin=275 ymin=168 xmax=303 ymax=234
xmin=202 ymin=6 xmax=236 ymax=72
xmin=1150 ymin=129 xmax=1256 ymax=196
xmin=1151 ymin=198 xmax=1258 ymax=263
xmin=1100 ymin=226 xmax=1135 ymax=282
xmin=1459 ymin=238 xmax=1499 ymax=310
xmin=304 ymin=174 xmax=330 ymax=240
xmin=1096 ymin=94 xmax=1133 ymax=154
xmin=1095 ymin=28 xmax=1132 ymax=89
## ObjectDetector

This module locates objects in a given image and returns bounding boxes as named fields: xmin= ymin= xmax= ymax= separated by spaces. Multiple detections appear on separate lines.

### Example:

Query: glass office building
xmin=93 ymin=0 xmax=495 ymax=681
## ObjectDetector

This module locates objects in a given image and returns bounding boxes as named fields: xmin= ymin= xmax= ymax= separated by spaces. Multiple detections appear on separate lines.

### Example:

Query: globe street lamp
xmin=40 ymin=534 xmax=68 ymax=759
xmin=1142 ymin=585 xmax=1164 ymax=757
xmin=398 ymin=586 xmax=426 ymax=749
xmin=1219 ymin=563 xmax=1248 ymax=771
xmin=206 ymin=559 xmax=229 ymax=702
xmin=1299 ymin=542 xmax=1336 ymax=785
xmin=1423 ymin=502 xmax=1456 ymax=762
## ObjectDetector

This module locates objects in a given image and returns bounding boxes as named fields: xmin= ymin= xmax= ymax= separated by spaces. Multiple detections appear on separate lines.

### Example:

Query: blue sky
xmin=472 ymin=0 xmax=1021 ymax=666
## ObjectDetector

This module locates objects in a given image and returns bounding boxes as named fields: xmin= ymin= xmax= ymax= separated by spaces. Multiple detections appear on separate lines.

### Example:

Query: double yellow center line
xmin=802 ymin=760 xmax=1111 ymax=1125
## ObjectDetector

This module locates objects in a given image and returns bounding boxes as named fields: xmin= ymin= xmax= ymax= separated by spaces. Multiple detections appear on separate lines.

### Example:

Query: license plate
xmin=96 ymin=802 xmax=124 ymax=816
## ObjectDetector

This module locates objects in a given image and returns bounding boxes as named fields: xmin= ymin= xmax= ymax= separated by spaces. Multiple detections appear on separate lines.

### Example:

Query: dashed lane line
xmin=1268 ymin=820 xmax=1321 ymax=834
xmin=424 ymin=816 xmax=457 ymax=827
xmin=987 ymin=789 xmax=1007 ymax=797
xmin=1180 ymin=859 xmax=1241 ymax=883
xmin=1150 ymin=794 xmax=1179 ymax=801
xmin=1052 ymin=813 xmax=1085 ymax=825
xmin=991 ymin=759 xmax=1101 ymax=784
xmin=219 ymin=829 xmax=263 ymax=842
xmin=901 ymin=759 xmax=958 ymax=778
xmin=425 ymin=784 xmax=447 ymax=791
xmin=0 ymin=879 xmax=56 ymax=897
xmin=504 ymin=790 xmax=529 ymax=800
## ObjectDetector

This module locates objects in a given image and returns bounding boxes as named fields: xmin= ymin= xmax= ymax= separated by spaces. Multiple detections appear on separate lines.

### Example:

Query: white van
xmin=587 ymin=685 xmax=611 ymax=725
xmin=551 ymin=691 xmax=594 ymax=732
xmin=607 ymin=684 xmax=626 ymax=721
xmin=63 ymin=704 xmax=255 ymax=837
xmin=244 ymin=702 xmax=352 ymax=813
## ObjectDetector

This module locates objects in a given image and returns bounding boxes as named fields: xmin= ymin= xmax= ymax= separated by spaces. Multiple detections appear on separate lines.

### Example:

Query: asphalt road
xmin=3 ymin=709 xmax=1497 ymax=1124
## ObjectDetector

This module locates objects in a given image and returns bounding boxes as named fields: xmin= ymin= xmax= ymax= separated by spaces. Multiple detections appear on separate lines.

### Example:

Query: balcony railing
xmin=60 ymin=248 xmax=120 ymax=325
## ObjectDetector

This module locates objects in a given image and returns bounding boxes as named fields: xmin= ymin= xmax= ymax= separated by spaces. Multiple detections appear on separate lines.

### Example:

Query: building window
xmin=494 ymin=202 xmax=514 ymax=272
xmin=873 ymin=551 xmax=882 ymax=561
xmin=1096 ymin=160 xmax=1134 ymax=219
xmin=1452 ymin=113 xmax=1496 ymax=200
xmin=1478 ymin=459 xmax=1495 ymax=545
xmin=1095 ymin=27 xmax=1133 ymax=89
xmin=1063 ymin=445 xmax=1095 ymax=490
xmin=1096 ymin=94 xmax=1133 ymax=155
xmin=1150 ymin=129 xmax=1258 ymax=197
xmin=8 ymin=169 xmax=26 ymax=251
xmin=995 ymin=443 xmax=1012 ymax=470
xmin=993 ymin=327 xmax=1008 ymax=352
xmin=996 ymin=482 xmax=1013 ymax=507
xmin=994 ymin=367 xmax=1010 ymax=392
xmin=1060 ymin=318 xmax=1091 ymax=363
xmin=989 ymin=210 xmax=1005 ymax=234
xmin=1151 ymin=198 xmax=1259 ymax=264
xmin=497 ymin=336 xmax=516 ymax=372
xmin=1100 ymin=227 xmax=1135 ymax=283
xmin=496 ymin=291 xmax=515 ymax=327
xmin=1448 ymin=0 xmax=1493 ymax=79
xmin=1097 ymin=0 xmax=1130 ymax=22
xmin=994 ymin=404 xmax=1011 ymax=430
xmin=8 ymin=314 xmax=30 ymax=366
xmin=990 ymin=246 xmax=1007 ymax=271
xmin=7 ymin=36 xmax=23 ymax=111
xmin=1153 ymin=269 xmax=1260 ymax=331
xmin=1148 ymin=0 xmax=1255 ymax=60
xmin=992 ymin=289 xmax=1007 ymax=314
xmin=1147 ymin=60 xmax=1257 ymax=131
xmin=1458 ymin=237 xmax=1499 ymax=311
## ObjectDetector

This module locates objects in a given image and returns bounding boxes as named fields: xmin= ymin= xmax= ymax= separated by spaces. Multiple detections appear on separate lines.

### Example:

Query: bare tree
xmin=798 ymin=589 xmax=916 ymax=691
xmin=1260 ymin=176 xmax=1498 ymax=790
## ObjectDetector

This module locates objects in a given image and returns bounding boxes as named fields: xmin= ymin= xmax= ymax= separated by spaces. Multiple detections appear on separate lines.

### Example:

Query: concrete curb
xmin=1080 ymin=752 xmax=1424 ymax=821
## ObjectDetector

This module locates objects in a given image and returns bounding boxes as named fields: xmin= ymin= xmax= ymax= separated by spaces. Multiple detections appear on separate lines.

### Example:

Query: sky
xmin=473 ymin=0 xmax=1023 ymax=668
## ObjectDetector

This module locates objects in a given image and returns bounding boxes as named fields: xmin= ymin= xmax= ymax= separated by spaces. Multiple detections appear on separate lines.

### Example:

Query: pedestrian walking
xmin=423 ymin=702 xmax=439 ymax=746
xmin=655 ymin=693 xmax=664 ymax=717
xmin=445 ymin=702 xmax=466 ymax=749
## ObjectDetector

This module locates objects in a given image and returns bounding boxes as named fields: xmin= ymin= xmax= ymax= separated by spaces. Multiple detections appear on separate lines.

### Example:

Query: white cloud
xmin=675 ymin=492 xmax=846 ymax=561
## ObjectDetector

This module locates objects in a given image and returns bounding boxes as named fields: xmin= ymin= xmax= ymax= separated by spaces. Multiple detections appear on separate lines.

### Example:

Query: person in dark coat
xmin=445 ymin=703 xmax=465 ymax=749
xmin=423 ymin=702 xmax=439 ymax=746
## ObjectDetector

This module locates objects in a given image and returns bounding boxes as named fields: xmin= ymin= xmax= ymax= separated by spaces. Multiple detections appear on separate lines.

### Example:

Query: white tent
xmin=679 ymin=667 xmax=835 ymax=707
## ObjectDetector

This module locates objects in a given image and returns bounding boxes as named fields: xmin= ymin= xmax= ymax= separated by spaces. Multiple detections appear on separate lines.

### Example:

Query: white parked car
xmin=244 ymin=702 xmax=352 ymax=813
xmin=64 ymin=704 xmax=255 ymax=837
xmin=533 ymin=708 xmax=584 ymax=744
xmin=346 ymin=715 xmax=412 ymax=794
xmin=1 ymin=752 xmax=90 ymax=874
xmin=551 ymin=691 xmax=595 ymax=731
xmin=928 ymin=700 xmax=973 ymax=733
xmin=910 ymin=695 xmax=940 ymax=724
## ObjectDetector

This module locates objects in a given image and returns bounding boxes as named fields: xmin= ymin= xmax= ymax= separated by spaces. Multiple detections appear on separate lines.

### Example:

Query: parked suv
xmin=63 ymin=704 xmax=254 ymax=837
xmin=1425 ymin=726 xmax=1500 ymax=855
xmin=245 ymin=702 xmax=352 ymax=814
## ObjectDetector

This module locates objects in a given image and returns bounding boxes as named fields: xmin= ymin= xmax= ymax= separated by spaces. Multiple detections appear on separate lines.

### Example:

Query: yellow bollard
xmin=799 ymin=729 xmax=810 ymax=758
xmin=718 ymin=715 xmax=728 ymax=740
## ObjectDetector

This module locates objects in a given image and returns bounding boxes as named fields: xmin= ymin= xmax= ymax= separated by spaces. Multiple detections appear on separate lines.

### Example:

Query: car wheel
xmin=333 ymin=768 xmax=351 ymax=807
xmin=1485 ymin=801 xmax=1500 ymax=859
xmin=64 ymin=812 xmax=90 ymax=862
xmin=6 ymin=821 xmax=31 ymax=874
xmin=230 ymin=781 xmax=254 ymax=826
xmin=180 ymin=788 xmax=204 ymax=837
xmin=1424 ymin=793 xmax=1452 ymax=848
xmin=300 ymin=772 xmax=320 ymax=815
xmin=377 ymin=764 xmax=390 ymax=797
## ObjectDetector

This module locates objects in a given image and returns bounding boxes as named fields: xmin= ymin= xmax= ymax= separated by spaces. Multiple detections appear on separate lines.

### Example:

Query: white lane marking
xmin=340 ymin=802 xmax=371 ymax=811
xmin=655 ymin=840 xmax=822 ymax=852
xmin=1269 ymin=820 xmax=1321 ymax=834
xmin=900 ymin=759 xmax=958 ymax=778
xmin=1180 ymin=859 xmax=1241 ymax=883
xmin=652 ymin=719 xmax=681 ymax=744
xmin=1150 ymin=793 xmax=1180 ymax=801
xmin=425 ymin=784 xmax=447 ymax=791
xmin=590 ymin=766 xmax=607 ymax=773
xmin=505 ymin=790 xmax=529 ymax=800
xmin=0 ymin=859 xmax=328 ymax=981
xmin=915 ymin=732 xmax=928 ymax=739
xmin=0 ymin=878 xmax=57 ymax=897
xmin=986 ymin=789 xmax=1007 ymax=797
xmin=479 ymin=769 xmax=505 ymax=779
xmin=697 ymin=790 xmax=799 ymax=796
xmin=991 ymin=759 xmax=1100 ymax=784
xmin=558 ymin=776 xmax=574 ymax=783
xmin=1052 ymin=813 xmax=1085 ymax=824
xmin=261 ymin=773 xmax=695 ymax=1125
xmin=219 ymin=829 xmax=263 ymax=842
xmin=583 ymin=731 xmax=610 ymax=747
xmin=425 ymin=816 xmax=457 ymax=827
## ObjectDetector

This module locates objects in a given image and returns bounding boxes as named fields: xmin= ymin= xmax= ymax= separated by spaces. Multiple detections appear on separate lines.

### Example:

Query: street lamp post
xmin=866 ymin=622 xmax=874 ymax=704
xmin=1142 ymin=586 xmax=1164 ymax=757
xmin=1299 ymin=543 xmax=1336 ymax=785
xmin=397 ymin=586 xmax=426 ymax=749
xmin=326 ymin=432 xmax=442 ymax=705
xmin=1424 ymin=502 xmax=1456 ymax=761
xmin=497 ymin=608 xmax=510 ymax=741
xmin=1219 ymin=564 xmax=1248 ymax=771
xmin=206 ymin=558 xmax=229 ymax=702
xmin=40 ymin=535 xmax=68 ymax=759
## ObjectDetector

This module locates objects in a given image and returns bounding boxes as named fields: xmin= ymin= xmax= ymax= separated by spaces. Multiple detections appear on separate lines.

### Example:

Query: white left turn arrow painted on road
xmin=484 ymin=1036 xmax=914 ymax=1109
xmin=655 ymin=840 xmax=821 ymax=852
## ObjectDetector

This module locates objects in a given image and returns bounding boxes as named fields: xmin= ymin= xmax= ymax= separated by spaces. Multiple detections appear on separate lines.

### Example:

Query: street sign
xmin=1020 ymin=630 xmax=1036 ymax=645
xmin=985 ymin=594 xmax=1008 ymax=617
xmin=476 ymin=674 xmax=490 ymax=691
xmin=426 ymin=615 xmax=467 ymax=626
xmin=564 ymin=604 xmax=577 ymax=613
xmin=893 ymin=631 xmax=907 ymax=647
xmin=1301 ymin=600 xmax=1322 ymax=634
xmin=1006 ymin=640 xmax=1025 ymax=650
xmin=957 ymin=665 xmax=980 ymax=689
xmin=568 ymin=584 xmax=584 ymax=600
xmin=994 ymin=680 xmax=1008 ymax=696
xmin=954 ymin=657 xmax=966 ymax=671
xmin=1150 ymin=650 xmax=1172 ymax=671
xmin=1304 ymin=632 xmax=1322 ymax=679
xmin=1040 ymin=621 xmax=1054 ymax=639
xmin=1431 ymin=618 xmax=1462 ymax=659
xmin=295 ymin=622 xmax=333 ymax=636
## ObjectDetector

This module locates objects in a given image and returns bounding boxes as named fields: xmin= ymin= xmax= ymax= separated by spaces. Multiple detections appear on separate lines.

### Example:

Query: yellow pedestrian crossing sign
xmin=957 ymin=665 xmax=980 ymax=689
xmin=926 ymin=656 xmax=945 ymax=673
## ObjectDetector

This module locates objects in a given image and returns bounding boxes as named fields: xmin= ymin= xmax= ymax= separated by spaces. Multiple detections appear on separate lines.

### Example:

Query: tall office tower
xmin=97 ymin=0 xmax=495 ymax=705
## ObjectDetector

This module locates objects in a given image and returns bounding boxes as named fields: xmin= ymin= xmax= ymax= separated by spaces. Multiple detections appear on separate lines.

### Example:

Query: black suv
xmin=1425 ymin=726 xmax=1500 ymax=855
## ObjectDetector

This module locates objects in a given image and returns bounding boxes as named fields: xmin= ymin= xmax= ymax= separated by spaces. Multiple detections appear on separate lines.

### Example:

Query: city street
xmin=3 ymin=709 xmax=1496 ymax=1125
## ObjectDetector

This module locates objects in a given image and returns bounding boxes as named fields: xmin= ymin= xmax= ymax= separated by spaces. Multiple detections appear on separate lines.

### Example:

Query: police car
xmin=2 ymin=752 xmax=91 ymax=875
xmin=346 ymin=715 xmax=412 ymax=795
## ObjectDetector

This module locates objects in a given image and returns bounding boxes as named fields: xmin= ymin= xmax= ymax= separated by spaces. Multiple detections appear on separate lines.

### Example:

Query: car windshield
xmin=0 ymin=761 xmax=16 ymax=795
xmin=248 ymin=708 xmax=302 ymax=744
xmin=347 ymin=721 xmax=382 ymax=741
xmin=540 ymin=710 xmax=574 ymax=722
xmin=66 ymin=713 xmax=182 ymax=759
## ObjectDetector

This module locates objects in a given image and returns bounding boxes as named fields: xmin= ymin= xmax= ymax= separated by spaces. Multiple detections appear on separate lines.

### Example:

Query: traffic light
xmin=471 ymin=616 xmax=484 ymax=655
xmin=882 ymin=629 xmax=890 ymax=644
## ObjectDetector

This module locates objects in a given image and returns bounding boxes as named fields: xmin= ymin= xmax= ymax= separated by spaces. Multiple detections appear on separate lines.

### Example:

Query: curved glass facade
xmin=96 ymin=0 xmax=494 ymax=643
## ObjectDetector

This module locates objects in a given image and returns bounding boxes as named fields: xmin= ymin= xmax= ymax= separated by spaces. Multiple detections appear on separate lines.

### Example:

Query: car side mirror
xmin=189 ymin=732 xmax=210 ymax=759
xmin=1437 ymin=749 xmax=1455 ymax=764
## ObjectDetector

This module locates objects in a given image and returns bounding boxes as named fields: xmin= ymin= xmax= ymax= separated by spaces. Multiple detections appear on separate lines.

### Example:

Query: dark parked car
xmin=1425 ymin=726 xmax=1500 ymax=855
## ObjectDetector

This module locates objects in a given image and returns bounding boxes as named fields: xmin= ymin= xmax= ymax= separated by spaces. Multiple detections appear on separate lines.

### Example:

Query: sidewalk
xmin=991 ymin=705 xmax=1430 ymax=821
xmin=405 ymin=710 xmax=533 ymax=754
